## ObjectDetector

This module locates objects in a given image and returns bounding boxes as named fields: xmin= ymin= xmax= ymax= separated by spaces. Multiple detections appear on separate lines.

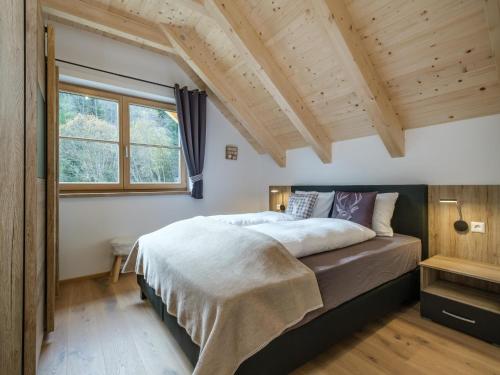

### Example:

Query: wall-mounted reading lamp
xmin=271 ymin=189 xmax=286 ymax=212
xmin=439 ymin=199 xmax=468 ymax=232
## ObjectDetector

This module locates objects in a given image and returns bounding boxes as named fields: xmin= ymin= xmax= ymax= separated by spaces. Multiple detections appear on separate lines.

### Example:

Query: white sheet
xmin=209 ymin=211 xmax=296 ymax=226
xmin=248 ymin=218 xmax=376 ymax=258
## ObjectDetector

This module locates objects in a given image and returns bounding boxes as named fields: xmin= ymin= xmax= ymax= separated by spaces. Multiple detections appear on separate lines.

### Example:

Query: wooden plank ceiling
xmin=42 ymin=0 xmax=500 ymax=166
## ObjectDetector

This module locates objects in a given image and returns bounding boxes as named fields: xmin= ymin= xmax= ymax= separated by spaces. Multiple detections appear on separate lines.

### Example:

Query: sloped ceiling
xmin=43 ymin=0 xmax=500 ymax=166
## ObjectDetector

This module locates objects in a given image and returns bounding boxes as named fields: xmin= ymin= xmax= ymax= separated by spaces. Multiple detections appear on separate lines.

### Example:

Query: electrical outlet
xmin=471 ymin=222 xmax=486 ymax=233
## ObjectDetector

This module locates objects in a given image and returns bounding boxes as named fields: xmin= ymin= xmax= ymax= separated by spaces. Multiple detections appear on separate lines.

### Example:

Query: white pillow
xmin=372 ymin=193 xmax=399 ymax=236
xmin=296 ymin=190 xmax=335 ymax=218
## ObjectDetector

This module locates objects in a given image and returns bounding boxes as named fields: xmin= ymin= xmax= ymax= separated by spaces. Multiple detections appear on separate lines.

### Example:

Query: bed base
xmin=137 ymin=268 xmax=419 ymax=375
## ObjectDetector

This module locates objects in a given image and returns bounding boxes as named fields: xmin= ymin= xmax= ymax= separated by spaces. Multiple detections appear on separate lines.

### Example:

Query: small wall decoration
xmin=225 ymin=145 xmax=238 ymax=160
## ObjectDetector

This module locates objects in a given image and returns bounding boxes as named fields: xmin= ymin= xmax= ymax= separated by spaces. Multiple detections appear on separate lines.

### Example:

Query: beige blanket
xmin=123 ymin=217 xmax=323 ymax=375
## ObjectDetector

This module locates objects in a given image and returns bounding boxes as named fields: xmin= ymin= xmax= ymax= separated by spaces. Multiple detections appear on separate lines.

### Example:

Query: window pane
xmin=59 ymin=91 xmax=119 ymax=142
xmin=130 ymin=145 xmax=180 ymax=184
xmin=129 ymin=104 xmax=179 ymax=147
xmin=59 ymin=139 xmax=119 ymax=183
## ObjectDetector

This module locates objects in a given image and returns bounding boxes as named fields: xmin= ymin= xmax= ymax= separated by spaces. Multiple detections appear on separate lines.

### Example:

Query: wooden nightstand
xmin=420 ymin=255 xmax=500 ymax=345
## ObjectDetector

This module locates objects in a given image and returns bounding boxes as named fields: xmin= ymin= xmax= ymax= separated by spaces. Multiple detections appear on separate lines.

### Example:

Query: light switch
xmin=471 ymin=222 xmax=486 ymax=233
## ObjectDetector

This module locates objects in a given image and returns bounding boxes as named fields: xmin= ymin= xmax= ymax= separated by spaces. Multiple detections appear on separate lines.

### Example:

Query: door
xmin=0 ymin=1 xmax=26 ymax=374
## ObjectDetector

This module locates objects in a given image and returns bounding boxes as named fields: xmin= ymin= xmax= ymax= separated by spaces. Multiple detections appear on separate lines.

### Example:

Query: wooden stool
xmin=109 ymin=237 xmax=136 ymax=283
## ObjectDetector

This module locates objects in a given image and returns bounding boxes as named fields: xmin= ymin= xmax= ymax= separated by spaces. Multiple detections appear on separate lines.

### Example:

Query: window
xmin=58 ymin=84 xmax=186 ymax=192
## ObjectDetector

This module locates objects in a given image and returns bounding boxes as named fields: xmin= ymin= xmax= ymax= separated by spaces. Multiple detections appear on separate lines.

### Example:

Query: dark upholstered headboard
xmin=291 ymin=185 xmax=429 ymax=260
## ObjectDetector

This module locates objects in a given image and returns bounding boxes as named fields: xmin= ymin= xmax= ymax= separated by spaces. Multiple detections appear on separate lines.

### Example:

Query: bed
xmin=136 ymin=184 xmax=428 ymax=375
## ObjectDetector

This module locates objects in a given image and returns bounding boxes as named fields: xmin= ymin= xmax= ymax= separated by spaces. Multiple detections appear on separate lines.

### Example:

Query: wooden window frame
xmin=58 ymin=83 xmax=187 ymax=193
xmin=122 ymin=95 xmax=187 ymax=191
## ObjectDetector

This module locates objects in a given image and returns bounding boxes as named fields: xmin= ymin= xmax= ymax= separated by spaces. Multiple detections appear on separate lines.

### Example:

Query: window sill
xmin=59 ymin=190 xmax=191 ymax=198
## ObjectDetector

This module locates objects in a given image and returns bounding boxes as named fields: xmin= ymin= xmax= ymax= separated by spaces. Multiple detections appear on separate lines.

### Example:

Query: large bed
xmin=135 ymin=184 xmax=428 ymax=375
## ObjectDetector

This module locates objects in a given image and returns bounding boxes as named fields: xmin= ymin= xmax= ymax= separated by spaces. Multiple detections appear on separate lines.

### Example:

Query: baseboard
xmin=59 ymin=271 xmax=110 ymax=284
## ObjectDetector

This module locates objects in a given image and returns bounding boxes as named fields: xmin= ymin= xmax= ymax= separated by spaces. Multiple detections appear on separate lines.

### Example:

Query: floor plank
xmin=39 ymin=275 xmax=500 ymax=375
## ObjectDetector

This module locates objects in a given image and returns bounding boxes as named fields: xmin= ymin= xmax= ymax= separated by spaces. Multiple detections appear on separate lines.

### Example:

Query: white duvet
xmin=209 ymin=210 xmax=296 ymax=226
xmin=248 ymin=218 xmax=376 ymax=258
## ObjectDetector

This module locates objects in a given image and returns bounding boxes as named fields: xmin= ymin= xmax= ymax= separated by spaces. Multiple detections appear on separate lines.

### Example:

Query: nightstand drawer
xmin=421 ymin=292 xmax=500 ymax=345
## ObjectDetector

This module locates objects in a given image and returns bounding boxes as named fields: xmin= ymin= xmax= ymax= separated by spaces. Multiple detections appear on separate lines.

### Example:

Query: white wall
xmin=54 ymin=23 xmax=267 ymax=280
xmin=264 ymin=114 xmax=500 ymax=186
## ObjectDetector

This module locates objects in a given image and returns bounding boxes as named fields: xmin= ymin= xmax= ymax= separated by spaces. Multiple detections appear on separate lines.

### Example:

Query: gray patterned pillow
xmin=285 ymin=192 xmax=319 ymax=219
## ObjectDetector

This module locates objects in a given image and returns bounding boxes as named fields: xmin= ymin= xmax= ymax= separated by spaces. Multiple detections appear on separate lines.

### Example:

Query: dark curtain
xmin=174 ymin=84 xmax=207 ymax=199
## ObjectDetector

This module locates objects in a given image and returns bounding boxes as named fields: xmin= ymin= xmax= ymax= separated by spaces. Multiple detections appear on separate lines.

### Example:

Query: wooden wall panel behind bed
xmin=429 ymin=185 xmax=500 ymax=293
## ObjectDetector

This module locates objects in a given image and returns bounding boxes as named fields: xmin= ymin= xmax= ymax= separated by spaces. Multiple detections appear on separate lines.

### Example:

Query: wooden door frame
xmin=24 ymin=0 xmax=42 ymax=373
xmin=46 ymin=23 xmax=58 ymax=333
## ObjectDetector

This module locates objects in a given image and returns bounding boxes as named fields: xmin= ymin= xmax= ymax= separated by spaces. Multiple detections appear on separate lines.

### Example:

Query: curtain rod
xmin=56 ymin=58 xmax=176 ymax=90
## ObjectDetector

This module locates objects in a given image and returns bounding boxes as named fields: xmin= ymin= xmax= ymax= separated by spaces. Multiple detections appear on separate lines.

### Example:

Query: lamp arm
xmin=456 ymin=202 xmax=463 ymax=220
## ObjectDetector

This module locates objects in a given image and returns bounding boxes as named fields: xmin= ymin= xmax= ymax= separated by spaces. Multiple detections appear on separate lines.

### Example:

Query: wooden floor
xmin=39 ymin=274 xmax=500 ymax=375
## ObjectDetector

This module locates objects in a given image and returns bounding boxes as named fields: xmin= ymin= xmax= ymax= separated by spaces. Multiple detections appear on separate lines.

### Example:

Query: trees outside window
xmin=58 ymin=84 xmax=186 ymax=192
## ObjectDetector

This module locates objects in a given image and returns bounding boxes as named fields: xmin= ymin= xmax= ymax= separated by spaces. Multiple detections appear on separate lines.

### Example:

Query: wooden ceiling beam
xmin=484 ymin=0 xmax=500 ymax=81
xmin=42 ymin=0 xmax=265 ymax=155
xmin=206 ymin=0 xmax=332 ymax=163
xmin=42 ymin=0 xmax=177 ymax=55
xmin=313 ymin=0 xmax=405 ymax=157
xmin=160 ymin=23 xmax=286 ymax=166
xmin=171 ymin=55 xmax=265 ymax=154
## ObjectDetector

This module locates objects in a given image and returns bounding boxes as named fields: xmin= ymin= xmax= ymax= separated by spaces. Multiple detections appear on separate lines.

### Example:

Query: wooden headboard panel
xmin=291 ymin=185 xmax=429 ymax=260
xmin=428 ymin=185 xmax=500 ymax=264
